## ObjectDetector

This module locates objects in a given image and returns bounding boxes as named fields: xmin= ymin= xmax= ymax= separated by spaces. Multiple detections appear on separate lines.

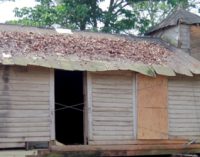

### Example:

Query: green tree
xmin=132 ymin=0 xmax=199 ymax=34
xmin=7 ymin=0 xmax=198 ymax=34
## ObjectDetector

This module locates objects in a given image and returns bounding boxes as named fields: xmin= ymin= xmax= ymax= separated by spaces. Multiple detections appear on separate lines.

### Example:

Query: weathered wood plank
xmin=93 ymin=112 xmax=133 ymax=117
xmin=92 ymin=77 xmax=132 ymax=86
xmin=92 ymin=84 xmax=132 ymax=90
xmin=49 ymin=69 xmax=55 ymax=140
xmin=93 ymin=126 xmax=133 ymax=131
xmin=93 ymin=121 xmax=132 ymax=126
xmin=0 ymin=122 xmax=49 ymax=128
xmin=0 ymin=132 xmax=50 ymax=138
xmin=0 ymin=101 xmax=48 ymax=105
xmin=0 ymin=96 xmax=49 ymax=101
xmin=92 ymin=88 xmax=132 ymax=94
xmin=0 ymin=117 xmax=49 ymax=123
xmin=93 ymin=97 xmax=132 ymax=103
xmin=0 ymin=127 xmax=49 ymax=132
xmin=0 ymin=137 xmax=50 ymax=142
xmin=0 ymin=91 xmax=49 ymax=97
xmin=93 ymin=107 xmax=133 ymax=112
xmin=0 ymin=79 xmax=49 ymax=85
xmin=0 ymin=110 xmax=49 ymax=118
xmin=169 ymin=123 xmax=200 ymax=128
xmin=92 ymin=93 xmax=132 ymax=99
xmin=0 ymin=84 xmax=49 ymax=91
xmin=169 ymin=114 xmax=200 ymax=119
xmin=89 ymin=139 xmax=188 ymax=145
xmin=93 ymin=102 xmax=132 ymax=108
xmin=92 ymin=136 xmax=134 ymax=140
xmin=93 ymin=116 xmax=133 ymax=121
xmin=0 ymin=105 xmax=49 ymax=110
xmin=93 ymin=131 xmax=133 ymax=136
xmin=0 ymin=142 xmax=25 ymax=148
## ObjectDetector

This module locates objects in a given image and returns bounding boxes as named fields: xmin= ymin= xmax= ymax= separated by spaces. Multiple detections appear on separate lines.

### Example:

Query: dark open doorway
xmin=55 ymin=70 xmax=84 ymax=145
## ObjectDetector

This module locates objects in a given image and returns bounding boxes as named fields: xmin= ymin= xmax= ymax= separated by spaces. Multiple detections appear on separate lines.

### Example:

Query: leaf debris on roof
xmin=0 ymin=31 xmax=170 ymax=65
xmin=1 ymin=24 xmax=200 ymax=76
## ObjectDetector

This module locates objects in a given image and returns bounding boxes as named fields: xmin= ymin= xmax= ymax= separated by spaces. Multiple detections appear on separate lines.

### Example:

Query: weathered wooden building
xmin=0 ymin=10 xmax=200 ymax=156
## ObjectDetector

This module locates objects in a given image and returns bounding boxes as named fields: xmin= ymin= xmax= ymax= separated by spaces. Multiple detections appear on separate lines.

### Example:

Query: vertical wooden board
xmin=137 ymin=74 xmax=168 ymax=139
xmin=190 ymin=26 xmax=200 ymax=60
xmin=49 ymin=69 xmax=55 ymax=140
xmin=179 ymin=24 xmax=190 ymax=51
xmin=87 ymin=72 xmax=93 ymax=141
xmin=83 ymin=72 xmax=88 ymax=144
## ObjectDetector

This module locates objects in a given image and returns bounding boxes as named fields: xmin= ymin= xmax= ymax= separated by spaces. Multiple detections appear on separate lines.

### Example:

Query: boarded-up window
xmin=0 ymin=66 xmax=51 ymax=148
xmin=87 ymin=71 xmax=135 ymax=145
xmin=168 ymin=76 xmax=200 ymax=139
xmin=137 ymin=74 xmax=168 ymax=139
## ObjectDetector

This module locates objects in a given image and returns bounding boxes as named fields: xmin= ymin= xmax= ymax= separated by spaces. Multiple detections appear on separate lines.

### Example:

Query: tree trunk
xmin=80 ymin=20 xmax=86 ymax=30
xmin=103 ymin=0 xmax=114 ymax=32
xmin=91 ymin=0 xmax=97 ymax=29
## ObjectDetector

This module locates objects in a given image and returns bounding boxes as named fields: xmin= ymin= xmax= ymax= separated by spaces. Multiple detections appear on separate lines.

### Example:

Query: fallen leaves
xmin=0 ymin=31 xmax=172 ymax=65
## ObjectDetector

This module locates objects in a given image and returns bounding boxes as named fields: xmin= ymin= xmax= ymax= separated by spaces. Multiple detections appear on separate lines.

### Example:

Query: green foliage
xmin=5 ymin=0 xmax=199 ymax=34
xmin=12 ymin=0 xmax=58 ymax=27
xmin=131 ymin=0 xmax=197 ymax=34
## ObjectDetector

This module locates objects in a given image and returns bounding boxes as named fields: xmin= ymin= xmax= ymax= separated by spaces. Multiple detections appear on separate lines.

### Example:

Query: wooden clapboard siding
xmin=88 ymin=71 xmax=135 ymax=144
xmin=190 ymin=26 xmax=200 ymax=60
xmin=0 ymin=66 xmax=51 ymax=148
xmin=168 ymin=76 xmax=200 ymax=140
xmin=137 ymin=74 xmax=168 ymax=139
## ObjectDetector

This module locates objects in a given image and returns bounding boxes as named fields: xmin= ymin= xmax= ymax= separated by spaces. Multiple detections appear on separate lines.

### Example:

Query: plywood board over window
xmin=137 ymin=74 xmax=168 ymax=139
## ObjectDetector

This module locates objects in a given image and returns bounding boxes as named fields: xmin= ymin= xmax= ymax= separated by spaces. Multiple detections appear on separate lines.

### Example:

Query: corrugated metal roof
xmin=146 ymin=9 xmax=200 ymax=35
xmin=0 ymin=24 xmax=200 ymax=77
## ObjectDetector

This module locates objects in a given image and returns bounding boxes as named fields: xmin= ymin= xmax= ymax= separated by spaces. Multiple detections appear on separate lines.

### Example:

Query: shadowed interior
xmin=55 ymin=70 xmax=84 ymax=145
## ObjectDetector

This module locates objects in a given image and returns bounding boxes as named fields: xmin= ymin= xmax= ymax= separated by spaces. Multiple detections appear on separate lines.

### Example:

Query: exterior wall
xmin=87 ymin=71 xmax=136 ymax=145
xmin=190 ymin=26 xmax=200 ymax=60
xmin=137 ymin=74 xmax=168 ymax=139
xmin=0 ymin=66 xmax=52 ymax=148
xmin=151 ymin=26 xmax=179 ymax=47
xmin=151 ymin=24 xmax=191 ymax=53
xmin=168 ymin=76 xmax=200 ymax=140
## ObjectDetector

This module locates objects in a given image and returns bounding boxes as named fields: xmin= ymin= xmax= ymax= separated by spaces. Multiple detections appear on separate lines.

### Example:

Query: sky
xmin=0 ymin=0 xmax=110 ymax=23
xmin=0 ymin=0 xmax=38 ymax=23
xmin=0 ymin=0 xmax=199 ymax=23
